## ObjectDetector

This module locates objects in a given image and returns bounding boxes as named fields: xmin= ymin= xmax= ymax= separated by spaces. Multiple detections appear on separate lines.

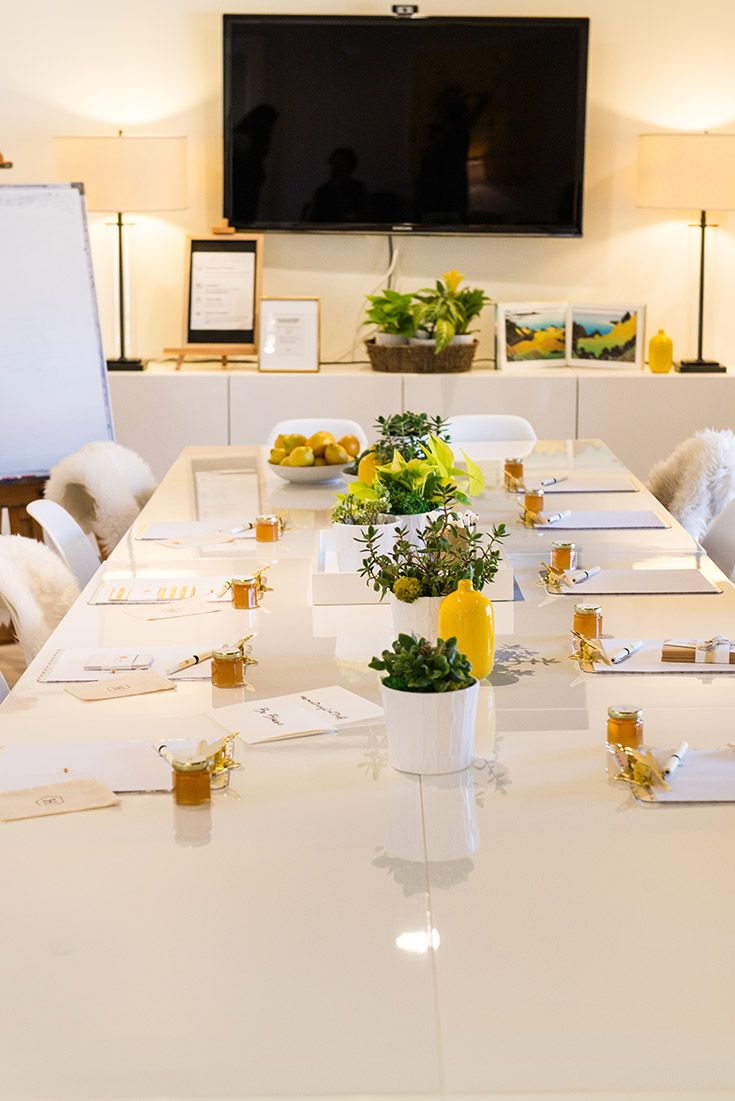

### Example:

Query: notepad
xmin=38 ymin=647 xmax=214 ymax=683
xmin=0 ymin=740 xmax=173 ymax=793
xmin=551 ymin=569 xmax=720 ymax=596
xmin=542 ymin=475 xmax=637 ymax=494
xmin=640 ymin=749 xmax=735 ymax=804
xmin=89 ymin=577 xmax=231 ymax=604
xmin=578 ymin=638 xmax=735 ymax=675
xmin=209 ymin=685 xmax=384 ymax=745
xmin=136 ymin=521 xmax=255 ymax=542
xmin=533 ymin=510 xmax=667 ymax=530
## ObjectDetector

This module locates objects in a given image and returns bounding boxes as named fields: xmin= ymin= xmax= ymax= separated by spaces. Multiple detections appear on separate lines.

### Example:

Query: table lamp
xmin=55 ymin=132 xmax=187 ymax=371
xmin=636 ymin=132 xmax=735 ymax=373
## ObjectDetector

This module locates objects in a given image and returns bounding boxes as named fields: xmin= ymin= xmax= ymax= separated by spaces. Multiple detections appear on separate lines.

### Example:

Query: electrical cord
xmin=330 ymin=235 xmax=400 ymax=364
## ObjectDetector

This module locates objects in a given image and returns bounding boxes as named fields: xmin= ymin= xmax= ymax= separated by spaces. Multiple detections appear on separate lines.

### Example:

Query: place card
xmin=64 ymin=671 xmax=177 ymax=701
xmin=0 ymin=779 xmax=119 ymax=822
xmin=123 ymin=601 xmax=223 ymax=622
xmin=209 ymin=685 xmax=384 ymax=745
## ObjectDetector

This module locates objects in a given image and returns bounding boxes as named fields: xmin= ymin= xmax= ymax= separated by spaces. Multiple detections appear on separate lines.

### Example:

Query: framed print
xmin=496 ymin=302 xmax=567 ymax=369
xmin=258 ymin=297 xmax=320 ymax=373
xmin=567 ymin=304 xmax=645 ymax=369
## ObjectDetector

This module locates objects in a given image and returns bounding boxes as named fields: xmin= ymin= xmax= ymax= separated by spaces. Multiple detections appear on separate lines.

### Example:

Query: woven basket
xmin=365 ymin=339 xmax=477 ymax=374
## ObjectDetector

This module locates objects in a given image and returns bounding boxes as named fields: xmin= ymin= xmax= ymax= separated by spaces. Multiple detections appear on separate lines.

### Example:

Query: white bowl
xmin=268 ymin=461 xmax=350 ymax=484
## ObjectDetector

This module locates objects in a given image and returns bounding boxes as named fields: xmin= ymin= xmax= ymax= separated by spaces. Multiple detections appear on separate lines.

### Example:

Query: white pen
xmin=663 ymin=741 xmax=689 ymax=777
xmin=540 ymin=475 xmax=567 ymax=487
xmin=165 ymin=649 xmax=214 ymax=676
xmin=610 ymin=640 xmax=645 ymax=665
xmin=541 ymin=510 xmax=572 ymax=525
xmin=570 ymin=566 xmax=602 ymax=584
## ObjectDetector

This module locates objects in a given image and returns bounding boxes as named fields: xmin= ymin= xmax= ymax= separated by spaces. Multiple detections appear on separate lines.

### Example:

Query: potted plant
xmin=411 ymin=269 xmax=491 ymax=353
xmin=364 ymin=289 xmax=415 ymax=345
xmin=369 ymin=633 xmax=479 ymax=774
xmin=344 ymin=410 xmax=449 ymax=479
xmin=330 ymin=490 xmax=391 ymax=572
xmin=359 ymin=489 xmax=507 ymax=638
xmin=453 ymin=283 xmax=492 ymax=344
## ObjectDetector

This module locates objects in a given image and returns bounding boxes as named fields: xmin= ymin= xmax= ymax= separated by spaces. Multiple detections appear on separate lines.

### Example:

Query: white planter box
xmin=380 ymin=681 xmax=479 ymax=774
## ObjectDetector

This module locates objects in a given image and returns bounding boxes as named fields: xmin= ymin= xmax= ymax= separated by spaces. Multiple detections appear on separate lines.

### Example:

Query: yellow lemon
xmin=314 ymin=457 xmax=327 ymax=466
xmin=357 ymin=450 xmax=381 ymax=485
xmin=289 ymin=445 xmax=315 ymax=467
xmin=324 ymin=442 xmax=350 ymax=465
xmin=307 ymin=431 xmax=335 ymax=457
xmin=269 ymin=447 xmax=287 ymax=465
xmin=274 ymin=434 xmax=288 ymax=450
xmin=282 ymin=433 xmax=307 ymax=453
xmin=338 ymin=434 xmax=361 ymax=458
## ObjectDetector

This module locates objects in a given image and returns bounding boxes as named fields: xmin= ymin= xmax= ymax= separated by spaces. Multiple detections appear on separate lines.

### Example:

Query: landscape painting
xmin=568 ymin=305 xmax=644 ymax=368
xmin=497 ymin=303 xmax=567 ymax=368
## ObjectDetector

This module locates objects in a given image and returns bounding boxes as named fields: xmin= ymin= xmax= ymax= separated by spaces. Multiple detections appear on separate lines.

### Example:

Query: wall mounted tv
xmin=223 ymin=14 xmax=589 ymax=237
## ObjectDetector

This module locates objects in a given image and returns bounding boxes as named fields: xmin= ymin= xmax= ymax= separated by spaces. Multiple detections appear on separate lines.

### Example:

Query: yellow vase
xmin=439 ymin=579 xmax=495 ymax=679
xmin=648 ymin=329 xmax=673 ymax=374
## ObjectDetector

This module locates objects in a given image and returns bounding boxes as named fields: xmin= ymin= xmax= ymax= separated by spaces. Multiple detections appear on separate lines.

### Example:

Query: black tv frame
xmin=223 ymin=14 xmax=589 ymax=237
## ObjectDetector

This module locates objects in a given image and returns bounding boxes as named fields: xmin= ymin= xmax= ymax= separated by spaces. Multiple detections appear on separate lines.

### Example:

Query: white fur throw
xmin=647 ymin=428 xmax=735 ymax=542
xmin=45 ymin=441 xmax=156 ymax=556
xmin=0 ymin=535 xmax=80 ymax=662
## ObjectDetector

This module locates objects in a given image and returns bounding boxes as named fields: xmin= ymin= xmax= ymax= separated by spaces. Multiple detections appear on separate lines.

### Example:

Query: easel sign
xmin=258 ymin=297 xmax=320 ymax=373
xmin=165 ymin=234 xmax=263 ymax=368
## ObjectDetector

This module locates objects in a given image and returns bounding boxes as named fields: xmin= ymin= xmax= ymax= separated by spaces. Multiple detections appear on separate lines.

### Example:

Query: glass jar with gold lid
xmin=607 ymin=705 xmax=643 ymax=749
xmin=230 ymin=576 xmax=260 ymax=610
xmin=172 ymin=759 xmax=211 ymax=806
xmin=573 ymin=602 xmax=602 ymax=638
xmin=211 ymin=645 xmax=245 ymax=688
xmin=524 ymin=487 xmax=544 ymax=514
xmin=504 ymin=458 xmax=524 ymax=489
xmin=255 ymin=514 xmax=281 ymax=542
xmin=551 ymin=541 xmax=577 ymax=571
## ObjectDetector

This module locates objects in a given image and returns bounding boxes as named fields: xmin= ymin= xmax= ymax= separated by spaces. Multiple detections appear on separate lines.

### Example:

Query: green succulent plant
xmin=369 ymin=633 xmax=475 ymax=693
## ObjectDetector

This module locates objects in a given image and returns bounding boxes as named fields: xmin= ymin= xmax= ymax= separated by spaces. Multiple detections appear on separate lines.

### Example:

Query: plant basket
xmin=365 ymin=339 xmax=477 ymax=374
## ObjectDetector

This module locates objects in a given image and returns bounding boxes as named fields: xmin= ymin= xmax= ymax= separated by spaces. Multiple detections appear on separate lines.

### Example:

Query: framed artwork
xmin=496 ymin=302 xmax=567 ymax=369
xmin=567 ymin=304 xmax=645 ymax=369
xmin=258 ymin=297 xmax=320 ymax=373
xmin=496 ymin=302 xmax=645 ymax=370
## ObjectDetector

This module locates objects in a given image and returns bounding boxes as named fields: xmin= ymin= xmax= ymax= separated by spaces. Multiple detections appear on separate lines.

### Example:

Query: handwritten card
xmin=209 ymin=685 xmax=384 ymax=745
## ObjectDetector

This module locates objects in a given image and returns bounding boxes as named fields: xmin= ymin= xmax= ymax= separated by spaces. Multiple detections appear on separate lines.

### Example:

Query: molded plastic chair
xmin=701 ymin=496 xmax=735 ymax=581
xmin=266 ymin=418 xmax=368 ymax=452
xmin=26 ymin=500 xmax=101 ymax=589
xmin=445 ymin=414 xmax=537 ymax=444
xmin=0 ymin=535 xmax=80 ymax=663
xmin=0 ymin=670 xmax=9 ymax=705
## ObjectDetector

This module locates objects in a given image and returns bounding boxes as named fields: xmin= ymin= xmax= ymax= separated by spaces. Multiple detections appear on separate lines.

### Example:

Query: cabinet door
xmin=229 ymin=372 xmax=403 ymax=444
xmin=108 ymin=375 xmax=230 ymax=480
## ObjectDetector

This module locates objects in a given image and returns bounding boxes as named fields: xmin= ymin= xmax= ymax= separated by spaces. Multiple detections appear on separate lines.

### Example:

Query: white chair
xmin=26 ymin=500 xmax=101 ymax=589
xmin=445 ymin=414 xmax=537 ymax=444
xmin=45 ymin=440 xmax=157 ymax=557
xmin=266 ymin=418 xmax=368 ymax=452
xmin=0 ymin=670 xmax=9 ymax=705
xmin=701 ymin=496 xmax=735 ymax=581
xmin=647 ymin=429 xmax=735 ymax=543
xmin=0 ymin=535 xmax=80 ymax=663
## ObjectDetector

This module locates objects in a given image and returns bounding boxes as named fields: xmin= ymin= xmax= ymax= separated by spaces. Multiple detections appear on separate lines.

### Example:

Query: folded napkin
xmin=0 ymin=779 xmax=119 ymax=822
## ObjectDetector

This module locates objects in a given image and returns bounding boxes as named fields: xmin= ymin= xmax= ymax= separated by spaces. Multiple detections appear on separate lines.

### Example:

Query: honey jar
xmin=573 ymin=602 xmax=602 ymax=638
xmin=255 ymin=514 xmax=281 ymax=542
xmin=211 ymin=645 xmax=245 ymax=688
xmin=172 ymin=759 xmax=211 ymax=806
xmin=231 ymin=576 xmax=260 ymax=609
xmin=607 ymin=705 xmax=643 ymax=749
xmin=551 ymin=541 xmax=577 ymax=571
xmin=504 ymin=458 xmax=524 ymax=489
xmin=524 ymin=487 xmax=544 ymax=514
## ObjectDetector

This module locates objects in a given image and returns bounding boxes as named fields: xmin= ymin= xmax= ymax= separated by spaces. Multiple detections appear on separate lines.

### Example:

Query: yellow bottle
xmin=438 ymin=579 xmax=495 ymax=679
xmin=648 ymin=329 xmax=673 ymax=374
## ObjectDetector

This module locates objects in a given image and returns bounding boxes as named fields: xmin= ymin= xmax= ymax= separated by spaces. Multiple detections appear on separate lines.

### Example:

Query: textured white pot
xmin=388 ymin=593 xmax=443 ymax=641
xmin=381 ymin=681 xmax=479 ymax=774
xmin=451 ymin=333 xmax=474 ymax=345
xmin=383 ymin=509 xmax=441 ymax=548
xmin=375 ymin=332 xmax=408 ymax=346
xmin=331 ymin=521 xmax=393 ymax=573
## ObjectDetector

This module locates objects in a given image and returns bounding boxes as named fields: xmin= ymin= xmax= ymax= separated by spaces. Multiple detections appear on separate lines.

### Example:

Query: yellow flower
xmin=392 ymin=577 xmax=423 ymax=604
xmin=442 ymin=269 xmax=464 ymax=294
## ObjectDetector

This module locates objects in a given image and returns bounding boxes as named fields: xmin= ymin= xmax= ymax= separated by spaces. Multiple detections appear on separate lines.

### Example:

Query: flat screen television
xmin=223 ymin=14 xmax=588 ymax=236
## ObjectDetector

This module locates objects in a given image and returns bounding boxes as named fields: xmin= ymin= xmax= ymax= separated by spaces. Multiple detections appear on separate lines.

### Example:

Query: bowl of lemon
xmin=268 ymin=431 xmax=361 ymax=483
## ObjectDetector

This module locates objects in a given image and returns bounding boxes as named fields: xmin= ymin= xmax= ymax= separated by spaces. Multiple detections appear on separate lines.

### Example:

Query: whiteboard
xmin=0 ymin=184 xmax=113 ymax=477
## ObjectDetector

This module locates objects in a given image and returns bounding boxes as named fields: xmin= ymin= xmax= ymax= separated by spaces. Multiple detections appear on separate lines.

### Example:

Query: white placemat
xmin=579 ymin=638 xmax=735 ymax=674
xmin=554 ymin=568 xmax=720 ymax=596
xmin=535 ymin=510 xmax=667 ymax=530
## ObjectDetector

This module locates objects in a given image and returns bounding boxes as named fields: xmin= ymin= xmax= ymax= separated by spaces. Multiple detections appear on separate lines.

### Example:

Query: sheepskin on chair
xmin=0 ymin=535 xmax=80 ymax=662
xmin=647 ymin=428 xmax=735 ymax=542
xmin=45 ymin=441 xmax=156 ymax=557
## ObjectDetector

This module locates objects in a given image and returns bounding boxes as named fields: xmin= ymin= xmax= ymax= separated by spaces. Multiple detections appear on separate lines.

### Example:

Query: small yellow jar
xmin=551 ymin=541 xmax=577 ymax=571
xmin=231 ymin=576 xmax=260 ymax=609
xmin=573 ymin=602 xmax=602 ymax=638
xmin=504 ymin=458 xmax=524 ymax=489
xmin=438 ymin=578 xmax=495 ymax=679
xmin=255 ymin=514 xmax=281 ymax=543
xmin=524 ymin=487 xmax=544 ymax=513
xmin=172 ymin=759 xmax=211 ymax=806
xmin=607 ymin=705 xmax=643 ymax=749
xmin=211 ymin=645 xmax=245 ymax=688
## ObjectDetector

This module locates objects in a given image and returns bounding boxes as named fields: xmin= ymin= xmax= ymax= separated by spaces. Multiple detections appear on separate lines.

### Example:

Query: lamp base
xmin=676 ymin=359 xmax=727 ymax=374
xmin=107 ymin=357 xmax=145 ymax=372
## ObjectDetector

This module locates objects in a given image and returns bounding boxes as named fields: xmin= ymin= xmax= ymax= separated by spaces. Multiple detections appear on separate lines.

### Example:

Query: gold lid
xmin=552 ymin=541 xmax=576 ymax=549
xmin=574 ymin=602 xmax=602 ymax=614
xmin=256 ymin=514 xmax=279 ymax=523
xmin=525 ymin=485 xmax=544 ymax=494
xmin=504 ymin=457 xmax=524 ymax=465
xmin=608 ymin=705 xmax=643 ymax=721
xmin=212 ymin=645 xmax=243 ymax=661
xmin=172 ymin=758 xmax=209 ymax=772
xmin=231 ymin=576 xmax=257 ymax=585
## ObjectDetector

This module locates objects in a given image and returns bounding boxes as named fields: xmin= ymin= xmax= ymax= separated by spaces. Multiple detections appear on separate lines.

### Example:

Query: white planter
xmin=389 ymin=593 xmax=443 ymax=641
xmin=331 ymin=521 xmax=393 ymax=573
xmin=375 ymin=332 xmax=408 ymax=346
xmin=383 ymin=509 xmax=440 ymax=548
xmin=451 ymin=334 xmax=474 ymax=345
xmin=381 ymin=681 xmax=479 ymax=775
xmin=409 ymin=336 xmax=435 ymax=347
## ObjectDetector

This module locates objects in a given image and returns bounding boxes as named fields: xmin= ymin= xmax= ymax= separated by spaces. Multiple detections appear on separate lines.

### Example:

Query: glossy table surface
xmin=2 ymin=440 xmax=735 ymax=1101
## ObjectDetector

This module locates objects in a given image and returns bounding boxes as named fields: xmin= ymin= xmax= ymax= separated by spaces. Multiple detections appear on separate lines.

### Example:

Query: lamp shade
xmin=55 ymin=135 xmax=187 ymax=212
xmin=637 ymin=133 xmax=735 ymax=211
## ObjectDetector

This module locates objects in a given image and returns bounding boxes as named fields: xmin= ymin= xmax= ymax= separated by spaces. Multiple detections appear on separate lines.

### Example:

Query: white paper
xmin=580 ymin=638 xmax=735 ymax=675
xmin=123 ymin=601 xmax=224 ymax=622
xmin=90 ymin=577 xmax=231 ymax=604
xmin=646 ymin=749 xmax=735 ymax=804
xmin=534 ymin=510 xmax=667 ymax=530
xmin=555 ymin=569 xmax=720 ymax=596
xmin=190 ymin=251 xmax=254 ymax=331
xmin=0 ymin=740 xmax=172 ymax=794
xmin=39 ymin=647 xmax=214 ymax=683
xmin=136 ymin=521 xmax=255 ymax=542
xmin=209 ymin=685 xmax=384 ymax=745
xmin=542 ymin=475 xmax=636 ymax=494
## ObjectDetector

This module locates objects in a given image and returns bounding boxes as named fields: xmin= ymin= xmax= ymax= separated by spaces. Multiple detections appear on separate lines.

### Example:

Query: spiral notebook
xmin=37 ymin=647 xmax=213 ymax=683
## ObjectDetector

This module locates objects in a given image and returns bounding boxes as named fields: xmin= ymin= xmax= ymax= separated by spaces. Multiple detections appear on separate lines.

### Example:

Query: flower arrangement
xmin=345 ymin=409 xmax=449 ymax=478
xmin=364 ymin=270 xmax=492 ymax=354
xmin=369 ymin=633 xmax=475 ymax=694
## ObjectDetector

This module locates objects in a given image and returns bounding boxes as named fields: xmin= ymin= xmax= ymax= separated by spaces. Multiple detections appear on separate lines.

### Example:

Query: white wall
xmin=2 ymin=0 xmax=734 ymax=366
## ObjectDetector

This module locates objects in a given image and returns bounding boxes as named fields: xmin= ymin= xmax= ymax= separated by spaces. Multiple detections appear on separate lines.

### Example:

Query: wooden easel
xmin=163 ymin=344 xmax=251 ymax=370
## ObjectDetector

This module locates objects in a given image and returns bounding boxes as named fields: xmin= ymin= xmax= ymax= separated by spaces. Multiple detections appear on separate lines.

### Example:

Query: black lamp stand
xmin=677 ymin=210 xmax=726 ymax=373
xmin=106 ymin=212 xmax=144 ymax=371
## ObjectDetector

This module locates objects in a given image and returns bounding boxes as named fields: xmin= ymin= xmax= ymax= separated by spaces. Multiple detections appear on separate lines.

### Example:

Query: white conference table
xmin=2 ymin=440 xmax=735 ymax=1101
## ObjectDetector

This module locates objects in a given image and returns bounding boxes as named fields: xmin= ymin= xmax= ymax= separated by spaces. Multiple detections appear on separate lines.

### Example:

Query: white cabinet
xmin=108 ymin=374 xmax=229 ymax=480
